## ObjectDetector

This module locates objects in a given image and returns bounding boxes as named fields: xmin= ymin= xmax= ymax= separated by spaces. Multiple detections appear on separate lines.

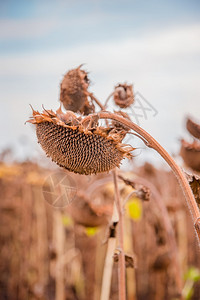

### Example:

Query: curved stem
xmin=88 ymin=93 xmax=105 ymax=110
xmin=83 ymin=111 xmax=200 ymax=243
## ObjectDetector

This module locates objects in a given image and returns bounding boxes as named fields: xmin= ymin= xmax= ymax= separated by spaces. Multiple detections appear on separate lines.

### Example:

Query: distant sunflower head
xmin=27 ymin=107 xmax=134 ymax=175
xmin=60 ymin=65 xmax=94 ymax=115
xmin=113 ymin=83 xmax=134 ymax=108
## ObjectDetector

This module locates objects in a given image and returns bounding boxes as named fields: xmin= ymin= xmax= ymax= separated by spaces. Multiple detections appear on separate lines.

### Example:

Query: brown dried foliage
xmin=110 ymin=111 xmax=131 ymax=140
xmin=118 ymin=174 xmax=151 ymax=201
xmin=180 ymin=139 xmax=200 ymax=171
xmin=1 ymin=162 xmax=200 ymax=300
xmin=186 ymin=118 xmax=200 ymax=139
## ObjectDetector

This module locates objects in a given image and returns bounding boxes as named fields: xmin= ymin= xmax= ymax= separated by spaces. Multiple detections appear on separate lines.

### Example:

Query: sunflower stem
xmin=100 ymin=203 xmax=118 ymax=300
xmin=89 ymin=93 xmax=105 ymax=110
xmin=113 ymin=169 xmax=126 ymax=300
xmin=83 ymin=111 xmax=200 ymax=244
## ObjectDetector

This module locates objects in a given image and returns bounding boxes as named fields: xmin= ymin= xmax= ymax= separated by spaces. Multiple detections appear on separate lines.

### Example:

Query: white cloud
xmin=0 ymin=11 xmax=117 ymax=40
xmin=0 ymin=18 xmax=61 ymax=39
xmin=0 ymin=22 xmax=199 ymax=75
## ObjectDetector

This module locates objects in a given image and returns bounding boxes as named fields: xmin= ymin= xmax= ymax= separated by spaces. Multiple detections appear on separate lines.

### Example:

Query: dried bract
xmin=27 ymin=107 xmax=134 ymax=175
xmin=186 ymin=118 xmax=200 ymax=139
xmin=110 ymin=111 xmax=131 ymax=137
xmin=60 ymin=65 xmax=94 ymax=115
xmin=113 ymin=83 xmax=134 ymax=108
xmin=104 ymin=111 xmax=132 ymax=145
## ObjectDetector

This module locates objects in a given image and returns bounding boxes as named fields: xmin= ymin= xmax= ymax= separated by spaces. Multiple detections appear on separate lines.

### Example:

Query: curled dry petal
xmin=113 ymin=83 xmax=134 ymax=108
xmin=110 ymin=111 xmax=131 ymax=140
xmin=27 ymin=107 xmax=134 ymax=175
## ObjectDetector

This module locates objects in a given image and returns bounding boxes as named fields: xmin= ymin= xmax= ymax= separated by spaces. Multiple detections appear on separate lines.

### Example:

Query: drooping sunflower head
xmin=27 ymin=107 xmax=134 ymax=175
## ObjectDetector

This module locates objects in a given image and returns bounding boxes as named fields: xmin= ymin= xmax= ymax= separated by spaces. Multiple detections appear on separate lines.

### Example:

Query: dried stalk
xmin=88 ymin=92 xmax=105 ymax=110
xmin=82 ymin=112 xmax=200 ymax=243
xmin=124 ymin=217 xmax=137 ymax=300
xmin=100 ymin=203 xmax=118 ymax=300
xmin=113 ymin=169 xmax=126 ymax=300
xmin=53 ymin=211 xmax=65 ymax=300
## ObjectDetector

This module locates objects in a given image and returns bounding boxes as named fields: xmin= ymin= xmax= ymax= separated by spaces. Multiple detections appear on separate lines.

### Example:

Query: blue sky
xmin=1 ymin=0 xmax=200 ymax=54
xmin=0 ymin=0 xmax=200 ymax=167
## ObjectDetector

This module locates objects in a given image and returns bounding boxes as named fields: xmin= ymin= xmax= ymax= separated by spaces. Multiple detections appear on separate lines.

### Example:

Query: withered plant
xmin=27 ymin=65 xmax=200 ymax=300
xmin=180 ymin=117 xmax=200 ymax=172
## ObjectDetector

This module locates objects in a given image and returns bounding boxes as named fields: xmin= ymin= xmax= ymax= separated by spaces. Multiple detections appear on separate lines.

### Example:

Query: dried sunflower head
xmin=60 ymin=65 xmax=94 ymax=115
xmin=180 ymin=139 xmax=200 ymax=171
xmin=113 ymin=83 xmax=134 ymax=108
xmin=27 ymin=107 xmax=134 ymax=175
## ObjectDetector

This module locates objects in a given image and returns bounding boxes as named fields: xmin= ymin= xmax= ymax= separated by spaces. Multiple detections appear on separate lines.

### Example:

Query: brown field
xmin=0 ymin=161 xmax=199 ymax=300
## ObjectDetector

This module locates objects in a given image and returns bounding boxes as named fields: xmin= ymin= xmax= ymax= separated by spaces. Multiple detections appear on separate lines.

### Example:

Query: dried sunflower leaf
xmin=186 ymin=118 xmax=200 ymax=139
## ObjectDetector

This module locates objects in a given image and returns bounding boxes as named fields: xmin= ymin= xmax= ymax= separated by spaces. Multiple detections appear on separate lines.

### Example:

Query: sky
xmin=0 ymin=0 xmax=200 ymax=167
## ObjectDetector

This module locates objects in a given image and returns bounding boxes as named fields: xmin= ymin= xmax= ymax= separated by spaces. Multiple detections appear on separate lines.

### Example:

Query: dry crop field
xmin=0 ymin=161 xmax=200 ymax=300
